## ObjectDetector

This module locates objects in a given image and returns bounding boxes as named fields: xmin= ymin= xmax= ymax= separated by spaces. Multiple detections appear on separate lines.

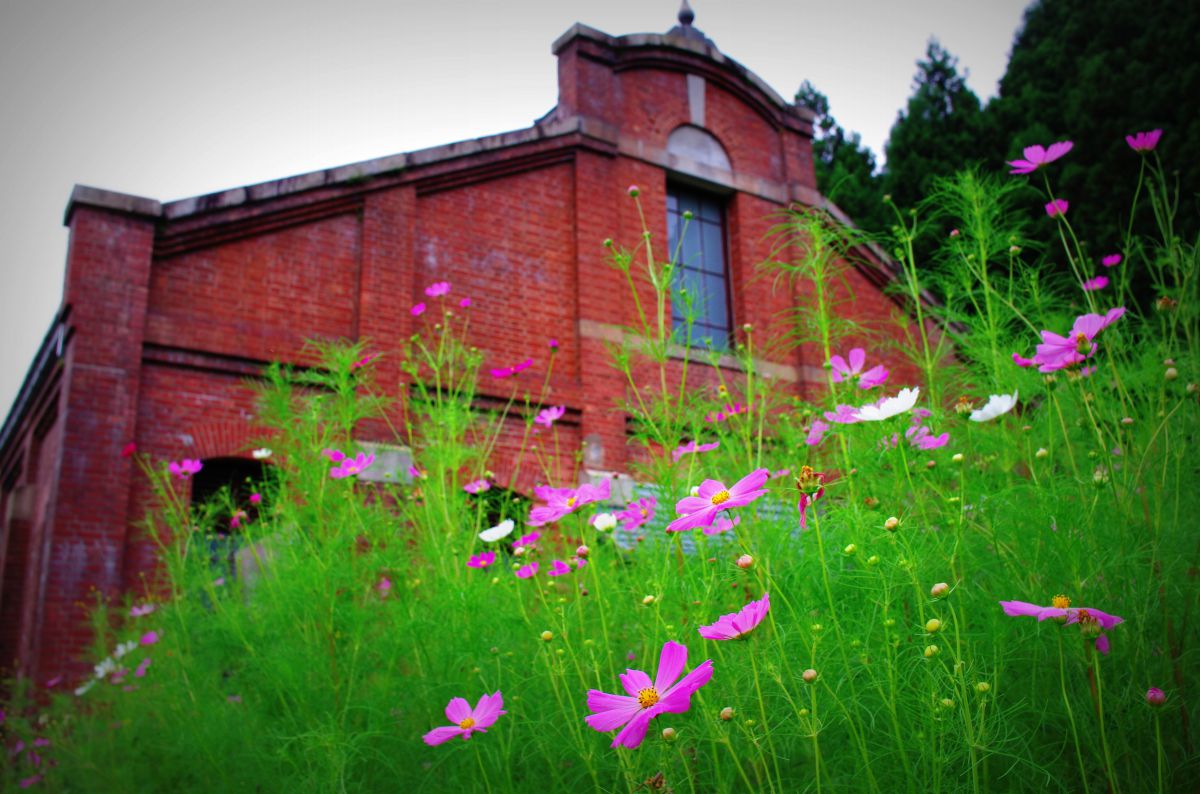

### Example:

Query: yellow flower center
xmin=637 ymin=687 xmax=660 ymax=709
xmin=1052 ymin=594 xmax=1071 ymax=609
xmin=458 ymin=717 xmax=476 ymax=729
xmin=640 ymin=508 xmax=648 ymax=518
xmin=1075 ymin=333 xmax=1091 ymax=355
xmin=710 ymin=490 xmax=731 ymax=506
xmin=566 ymin=497 xmax=576 ymax=507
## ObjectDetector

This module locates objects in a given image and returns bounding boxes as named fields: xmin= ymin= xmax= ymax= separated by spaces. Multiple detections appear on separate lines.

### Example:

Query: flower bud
xmin=1186 ymin=382 xmax=1198 ymax=394
xmin=736 ymin=554 xmax=754 ymax=569
xmin=576 ymin=545 xmax=590 ymax=558
xmin=843 ymin=543 xmax=857 ymax=556
xmin=976 ymin=682 xmax=990 ymax=694
xmin=661 ymin=727 xmax=677 ymax=742
xmin=924 ymin=645 xmax=940 ymax=658
xmin=810 ymin=623 xmax=823 ymax=633
xmin=951 ymin=453 xmax=964 ymax=463
xmin=864 ymin=496 xmax=879 ymax=509
xmin=742 ymin=323 xmax=753 ymax=333
xmin=642 ymin=595 xmax=656 ymax=605
xmin=925 ymin=618 xmax=942 ymax=633
xmin=1146 ymin=687 xmax=1166 ymax=706
xmin=867 ymin=555 xmax=880 ymax=566
xmin=802 ymin=668 xmax=819 ymax=684
xmin=514 ymin=546 xmax=526 ymax=557
xmin=1121 ymin=417 xmax=1134 ymax=426
xmin=940 ymin=698 xmax=955 ymax=709
xmin=720 ymin=707 xmax=735 ymax=721
xmin=1165 ymin=367 xmax=1179 ymax=381
xmin=1035 ymin=448 xmax=1049 ymax=459
xmin=627 ymin=185 xmax=640 ymax=197
xmin=884 ymin=516 xmax=900 ymax=532
xmin=883 ymin=618 xmax=895 ymax=628
xmin=930 ymin=582 xmax=950 ymax=599
xmin=540 ymin=631 xmax=553 ymax=642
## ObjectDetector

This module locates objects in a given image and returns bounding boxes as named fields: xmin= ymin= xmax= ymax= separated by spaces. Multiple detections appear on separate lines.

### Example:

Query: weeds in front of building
xmin=2 ymin=132 xmax=1196 ymax=793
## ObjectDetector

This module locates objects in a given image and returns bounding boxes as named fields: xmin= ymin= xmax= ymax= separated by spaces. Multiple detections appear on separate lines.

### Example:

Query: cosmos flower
xmin=1125 ymin=129 xmax=1162 ymax=153
xmin=423 ymin=692 xmax=506 ymax=746
xmin=411 ymin=302 xmax=426 ymax=316
xmin=139 ymin=631 xmax=159 ymax=646
xmin=701 ymin=514 xmax=740 ymax=536
xmin=330 ymin=452 xmax=375 ymax=479
xmin=129 ymin=604 xmax=156 ymax=618
xmin=463 ymin=479 xmax=491 ymax=494
xmin=698 ymin=593 xmax=771 ymax=640
xmin=1007 ymin=141 xmax=1073 ymax=175
xmin=829 ymin=348 xmax=889 ymax=389
xmin=1082 ymin=276 xmax=1109 ymax=292
xmin=706 ymin=402 xmax=749 ymax=423
xmin=1000 ymin=596 xmax=1123 ymax=654
xmin=823 ymin=404 xmax=862 ymax=425
xmin=1033 ymin=307 xmax=1126 ymax=372
xmin=667 ymin=468 xmax=769 ymax=533
xmin=854 ymin=388 xmax=920 ymax=422
xmin=528 ymin=479 xmax=611 ymax=527
xmin=168 ymin=459 xmax=203 ymax=479
xmin=322 ymin=448 xmax=346 ymax=463
xmin=1101 ymin=254 xmax=1122 ymax=268
xmin=969 ymin=392 xmax=1018 ymax=422
xmin=795 ymin=466 xmax=824 ymax=530
xmin=584 ymin=640 xmax=713 ymax=749
xmin=490 ymin=358 xmax=534 ymax=379
xmin=671 ymin=440 xmax=719 ymax=463
xmin=120 ymin=442 xmax=137 ymax=458
xmin=547 ymin=560 xmax=572 ymax=576
xmin=350 ymin=352 xmax=379 ymax=370
xmin=467 ymin=551 xmax=497 ymax=569
xmin=805 ymin=419 xmax=829 ymax=446
xmin=534 ymin=405 xmax=566 ymax=428
xmin=425 ymin=282 xmax=451 ymax=297
xmin=512 ymin=531 xmax=541 ymax=549
xmin=906 ymin=425 xmax=950 ymax=450
xmin=459 ymin=297 xmax=472 ymax=309
xmin=479 ymin=518 xmax=515 ymax=542
xmin=617 ymin=497 xmax=657 ymax=532
xmin=251 ymin=447 xmax=272 ymax=459
xmin=515 ymin=562 xmax=539 ymax=579
xmin=1045 ymin=199 xmax=1069 ymax=218
xmin=1012 ymin=352 xmax=1037 ymax=368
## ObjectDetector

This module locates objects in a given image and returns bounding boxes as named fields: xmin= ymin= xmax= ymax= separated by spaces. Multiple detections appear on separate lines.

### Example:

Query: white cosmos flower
xmin=591 ymin=512 xmax=617 ymax=532
xmin=113 ymin=640 xmax=137 ymax=659
xmin=479 ymin=519 xmax=515 ymax=543
xmin=252 ymin=448 xmax=273 ymax=460
xmin=855 ymin=387 xmax=921 ymax=422
xmin=969 ymin=391 xmax=1019 ymax=422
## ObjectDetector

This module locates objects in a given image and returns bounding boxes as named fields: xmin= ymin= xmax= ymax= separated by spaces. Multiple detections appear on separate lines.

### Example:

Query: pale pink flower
xmin=1101 ymin=254 xmax=1122 ymax=268
xmin=463 ymin=479 xmax=491 ymax=494
xmin=528 ymin=479 xmax=611 ymax=526
xmin=805 ymin=419 xmax=829 ymax=446
xmin=130 ymin=604 xmax=156 ymax=618
xmin=1008 ymin=141 xmax=1073 ymax=175
xmin=330 ymin=452 xmax=375 ymax=479
xmin=672 ymin=439 xmax=719 ymax=463
xmin=666 ymin=469 xmax=769 ymax=533
xmin=425 ymin=282 xmax=451 ymax=297
xmin=467 ymin=552 xmax=496 ymax=569
xmin=1082 ymin=276 xmax=1109 ymax=292
xmin=515 ymin=562 xmax=539 ymax=579
xmin=829 ymin=348 xmax=889 ymax=389
xmin=617 ymin=497 xmax=657 ymax=532
xmin=698 ymin=593 xmax=771 ymax=640
xmin=823 ymin=404 xmax=862 ymax=424
xmin=1045 ymin=199 xmax=1069 ymax=218
xmin=534 ymin=405 xmax=566 ymax=428
xmin=585 ymin=640 xmax=713 ymax=748
xmin=1125 ymin=129 xmax=1162 ymax=153
xmin=411 ymin=302 xmax=426 ymax=316
xmin=377 ymin=577 xmax=392 ymax=597
xmin=168 ymin=459 xmax=203 ymax=479
xmin=423 ymin=692 xmax=506 ymax=745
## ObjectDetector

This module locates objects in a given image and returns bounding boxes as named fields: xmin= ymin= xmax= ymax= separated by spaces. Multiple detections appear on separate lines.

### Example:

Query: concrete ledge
xmin=64 ymin=185 xmax=161 ymax=225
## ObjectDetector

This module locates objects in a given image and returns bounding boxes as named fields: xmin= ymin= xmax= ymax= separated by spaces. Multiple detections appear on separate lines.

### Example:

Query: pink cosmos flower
xmin=906 ymin=425 xmax=950 ymax=451
xmin=1082 ymin=276 xmax=1109 ymax=292
xmin=824 ymin=403 xmax=863 ymax=424
xmin=701 ymin=514 xmax=740 ymax=536
xmin=490 ymin=358 xmax=534 ymax=379
xmin=120 ymin=442 xmax=137 ymax=458
xmin=795 ymin=467 xmax=825 ymax=530
xmin=515 ymin=562 xmax=539 ymax=579
xmin=1101 ymin=254 xmax=1122 ymax=268
xmin=467 ymin=551 xmax=496 ymax=569
xmin=425 ymin=282 xmax=451 ymax=297
xmin=140 ymin=631 xmax=159 ymax=646
xmin=512 ymin=531 xmax=541 ymax=549
xmin=829 ymin=348 xmax=889 ymax=389
xmin=459 ymin=297 xmax=472 ymax=308
xmin=322 ymin=448 xmax=346 ymax=463
xmin=1007 ymin=141 xmax=1073 ymax=175
xmin=547 ymin=559 xmax=572 ymax=576
xmin=1000 ymin=597 xmax=1124 ymax=654
xmin=229 ymin=509 xmax=248 ymax=529
xmin=330 ymin=452 xmax=375 ymax=479
xmin=19 ymin=775 xmax=42 ymax=789
xmin=585 ymin=640 xmax=713 ymax=749
xmin=617 ymin=497 xmax=657 ymax=532
xmin=168 ymin=459 xmax=203 ymax=479
xmin=672 ymin=439 xmax=719 ymax=463
xmin=407 ymin=465 xmax=426 ymax=480
xmin=249 ymin=492 xmax=263 ymax=505
xmin=423 ymin=692 xmax=506 ymax=746
xmin=134 ymin=657 xmax=151 ymax=678
xmin=463 ymin=479 xmax=491 ymax=494
xmin=528 ymin=479 xmax=611 ymax=526
xmin=377 ymin=576 xmax=393 ymax=598
xmin=411 ymin=302 xmax=426 ymax=316
xmin=805 ymin=419 xmax=829 ymax=446
xmin=698 ymin=593 xmax=771 ymax=640
xmin=1125 ymin=129 xmax=1162 ymax=153
xmin=45 ymin=676 xmax=62 ymax=688
xmin=1012 ymin=352 xmax=1037 ymax=368
xmin=130 ymin=604 xmax=156 ymax=618
xmin=666 ymin=468 xmax=769 ymax=533
xmin=534 ymin=405 xmax=566 ymax=428
xmin=1033 ymin=307 xmax=1126 ymax=372
xmin=549 ymin=338 xmax=559 ymax=350
xmin=1045 ymin=199 xmax=1069 ymax=218
xmin=351 ymin=352 xmax=379 ymax=370
xmin=706 ymin=402 xmax=749 ymax=423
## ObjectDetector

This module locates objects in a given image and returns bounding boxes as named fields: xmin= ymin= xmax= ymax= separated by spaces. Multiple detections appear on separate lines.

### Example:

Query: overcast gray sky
xmin=0 ymin=0 xmax=1030 ymax=416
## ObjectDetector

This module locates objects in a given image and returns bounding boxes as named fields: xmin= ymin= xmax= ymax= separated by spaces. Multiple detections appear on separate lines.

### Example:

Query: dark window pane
xmin=668 ymin=184 xmax=730 ymax=348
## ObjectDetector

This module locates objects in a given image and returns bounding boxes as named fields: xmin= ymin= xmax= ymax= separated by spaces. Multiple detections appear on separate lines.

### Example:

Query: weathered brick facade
xmin=0 ymin=18 xmax=923 ymax=684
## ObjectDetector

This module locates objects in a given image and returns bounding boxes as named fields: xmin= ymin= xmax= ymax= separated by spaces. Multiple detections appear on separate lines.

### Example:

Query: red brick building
xmin=0 ymin=13 xmax=916 ymax=684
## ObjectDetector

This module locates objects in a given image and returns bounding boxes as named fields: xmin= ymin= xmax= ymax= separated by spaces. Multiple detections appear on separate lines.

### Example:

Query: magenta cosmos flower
xmin=463 ymin=479 xmax=491 ymax=494
xmin=534 ymin=405 xmax=566 ymax=428
xmin=1045 ymin=198 xmax=1069 ymax=218
xmin=547 ymin=559 xmax=572 ymax=576
xmin=617 ymin=496 xmax=656 ymax=532
xmin=1101 ymin=254 xmax=1122 ymax=268
xmin=671 ymin=439 xmax=719 ymax=463
xmin=1000 ymin=596 xmax=1124 ymax=654
xmin=829 ymin=348 xmax=889 ymax=389
xmin=467 ymin=551 xmax=496 ymax=569
xmin=698 ymin=593 xmax=770 ymax=640
xmin=424 ymin=281 xmax=451 ymax=297
xmin=411 ymin=302 xmax=426 ymax=316
xmin=528 ymin=479 xmax=611 ymax=526
xmin=423 ymin=692 xmax=506 ymax=745
xmin=1082 ymin=275 xmax=1109 ymax=292
xmin=1032 ymin=307 xmax=1126 ymax=372
xmin=585 ymin=640 xmax=713 ymax=749
xmin=666 ymin=468 xmax=769 ymax=533
xmin=490 ymin=358 xmax=534 ymax=379
xmin=168 ymin=459 xmax=203 ymax=479
xmin=515 ymin=562 xmax=539 ymax=579
xmin=1125 ymin=129 xmax=1162 ymax=153
xmin=1007 ymin=141 xmax=1073 ymax=175
xmin=330 ymin=452 xmax=375 ymax=479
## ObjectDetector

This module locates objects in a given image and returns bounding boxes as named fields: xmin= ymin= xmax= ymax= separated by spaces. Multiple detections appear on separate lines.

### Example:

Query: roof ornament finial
xmin=678 ymin=0 xmax=695 ymax=27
